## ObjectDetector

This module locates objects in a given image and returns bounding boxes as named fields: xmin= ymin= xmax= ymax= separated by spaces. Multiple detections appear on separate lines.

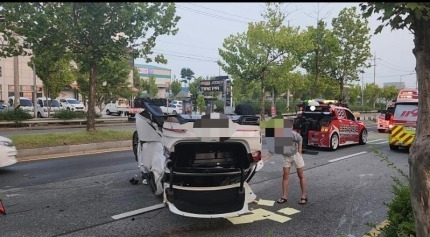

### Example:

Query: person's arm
xmin=298 ymin=141 xmax=303 ymax=154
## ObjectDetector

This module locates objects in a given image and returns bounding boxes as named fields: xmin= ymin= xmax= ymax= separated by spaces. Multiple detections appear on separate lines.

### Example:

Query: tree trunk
xmin=409 ymin=18 xmax=430 ymax=237
xmin=86 ymin=62 xmax=97 ymax=131
xmin=260 ymin=73 xmax=266 ymax=121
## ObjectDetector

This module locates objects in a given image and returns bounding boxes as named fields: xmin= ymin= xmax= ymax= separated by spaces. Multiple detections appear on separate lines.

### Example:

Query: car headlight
xmin=0 ymin=141 xmax=13 ymax=147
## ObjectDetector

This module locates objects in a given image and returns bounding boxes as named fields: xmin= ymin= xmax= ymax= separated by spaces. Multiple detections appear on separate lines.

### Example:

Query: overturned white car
xmin=133 ymin=102 xmax=264 ymax=218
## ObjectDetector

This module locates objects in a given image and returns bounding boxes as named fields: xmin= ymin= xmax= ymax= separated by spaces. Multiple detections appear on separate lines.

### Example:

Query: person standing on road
xmin=262 ymin=117 xmax=308 ymax=205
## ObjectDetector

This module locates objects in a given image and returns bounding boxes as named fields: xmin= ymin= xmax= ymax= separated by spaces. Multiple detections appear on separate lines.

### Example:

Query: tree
xmin=28 ymin=52 xmax=76 ymax=101
xmin=180 ymin=67 xmax=194 ymax=89
xmin=219 ymin=3 xmax=308 ymax=120
xmin=363 ymin=83 xmax=380 ymax=108
xmin=189 ymin=76 xmax=203 ymax=97
xmin=331 ymin=6 xmax=372 ymax=103
xmin=301 ymin=20 xmax=341 ymax=98
xmin=360 ymin=4 xmax=430 ymax=235
xmin=0 ymin=2 xmax=180 ymax=131
xmin=381 ymin=85 xmax=399 ymax=104
xmin=170 ymin=80 xmax=182 ymax=97
xmin=196 ymin=94 xmax=206 ymax=114
xmin=76 ymin=57 xmax=132 ymax=112
xmin=347 ymin=84 xmax=362 ymax=105
xmin=140 ymin=75 xmax=158 ymax=98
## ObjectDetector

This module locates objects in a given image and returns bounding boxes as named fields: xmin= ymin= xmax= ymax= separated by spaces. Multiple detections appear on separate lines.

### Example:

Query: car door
xmin=344 ymin=109 xmax=360 ymax=143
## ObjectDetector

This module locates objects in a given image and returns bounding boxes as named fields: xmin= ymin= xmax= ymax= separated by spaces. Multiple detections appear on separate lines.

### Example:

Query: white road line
xmin=367 ymin=139 xmax=385 ymax=143
xmin=371 ymin=141 xmax=388 ymax=145
xmin=111 ymin=203 xmax=166 ymax=220
xmin=328 ymin=151 xmax=368 ymax=163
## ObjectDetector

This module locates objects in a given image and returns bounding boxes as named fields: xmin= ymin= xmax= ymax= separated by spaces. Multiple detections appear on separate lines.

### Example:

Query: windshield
xmin=67 ymin=99 xmax=80 ymax=104
xmin=393 ymin=103 xmax=418 ymax=122
xmin=52 ymin=100 xmax=60 ymax=107
xmin=20 ymin=99 xmax=33 ymax=107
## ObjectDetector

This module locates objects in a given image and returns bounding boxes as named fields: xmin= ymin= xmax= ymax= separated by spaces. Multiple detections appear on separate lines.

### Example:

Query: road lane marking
xmin=328 ymin=151 xmax=368 ymax=163
xmin=111 ymin=203 xmax=166 ymax=220
xmin=371 ymin=141 xmax=388 ymax=145
xmin=367 ymin=139 xmax=385 ymax=144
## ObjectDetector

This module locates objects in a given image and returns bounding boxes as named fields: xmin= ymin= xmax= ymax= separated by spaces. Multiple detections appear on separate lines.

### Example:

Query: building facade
xmin=0 ymin=55 xmax=44 ymax=103
xmin=135 ymin=64 xmax=171 ymax=98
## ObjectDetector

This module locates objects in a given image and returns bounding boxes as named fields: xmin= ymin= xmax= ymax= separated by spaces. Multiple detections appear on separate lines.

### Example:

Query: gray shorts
xmin=283 ymin=152 xmax=305 ymax=169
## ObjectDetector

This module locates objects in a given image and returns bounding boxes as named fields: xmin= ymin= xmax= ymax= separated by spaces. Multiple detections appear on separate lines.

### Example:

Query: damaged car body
xmin=134 ymin=101 xmax=263 ymax=218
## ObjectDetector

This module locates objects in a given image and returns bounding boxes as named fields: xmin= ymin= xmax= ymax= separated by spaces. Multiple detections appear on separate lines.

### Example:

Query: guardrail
xmin=0 ymin=117 xmax=130 ymax=127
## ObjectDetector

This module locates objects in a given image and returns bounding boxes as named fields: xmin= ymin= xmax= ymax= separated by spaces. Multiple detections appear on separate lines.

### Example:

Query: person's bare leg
xmin=281 ymin=167 xmax=291 ymax=199
xmin=297 ymin=167 xmax=307 ymax=199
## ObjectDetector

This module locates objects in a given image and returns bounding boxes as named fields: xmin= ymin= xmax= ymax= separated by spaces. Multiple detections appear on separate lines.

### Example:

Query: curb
xmin=17 ymin=140 xmax=132 ymax=162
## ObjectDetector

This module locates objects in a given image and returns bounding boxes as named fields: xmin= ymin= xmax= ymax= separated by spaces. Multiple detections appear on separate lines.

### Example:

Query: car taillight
xmin=252 ymin=151 xmax=261 ymax=161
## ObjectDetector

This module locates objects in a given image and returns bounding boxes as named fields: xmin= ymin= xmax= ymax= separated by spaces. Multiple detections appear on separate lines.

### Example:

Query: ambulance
xmin=387 ymin=88 xmax=418 ymax=150
xmin=377 ymin=100 xmax=395 ymax=133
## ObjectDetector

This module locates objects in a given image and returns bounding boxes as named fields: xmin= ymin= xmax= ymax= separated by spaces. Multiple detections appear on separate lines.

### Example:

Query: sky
xmin=134 ymin=2 xmax=417 ymax=89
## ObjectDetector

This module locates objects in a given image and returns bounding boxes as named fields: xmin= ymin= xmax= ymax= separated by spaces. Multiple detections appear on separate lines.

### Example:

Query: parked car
xmin=36 ymin=97 xmax=61 ymax=118
xmin=0 ymin=135 xmax=17 ymax=168
xmin=58 ymin=98 xmax=86 ymax=112
xmin=7 ymin=96 xmax=35 ymax=117
xmin=159 ymin=104 xmax=183 ymax=115
xmin=169 ymin=100 xmax=183 ymax=107
xmin=0 ymin=103 xmax=8 ymax=112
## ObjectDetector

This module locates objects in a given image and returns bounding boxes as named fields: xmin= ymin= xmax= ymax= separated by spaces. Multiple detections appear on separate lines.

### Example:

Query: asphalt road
xmin=0 ymin=128 xmax=409 ymax=237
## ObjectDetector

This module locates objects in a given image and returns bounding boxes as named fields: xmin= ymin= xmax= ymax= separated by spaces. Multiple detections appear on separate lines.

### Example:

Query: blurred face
xmin=265 ymin=118 xmax=294 ymax=154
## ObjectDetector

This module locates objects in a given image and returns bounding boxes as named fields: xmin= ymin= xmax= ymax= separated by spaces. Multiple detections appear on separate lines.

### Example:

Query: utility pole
xmin=373 ymin=52 xmax=376 ymax=84
xmin=32 ymin=55 xmax=37 ymax=118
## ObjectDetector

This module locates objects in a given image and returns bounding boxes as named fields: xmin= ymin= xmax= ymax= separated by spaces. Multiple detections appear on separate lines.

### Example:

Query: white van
xmin=104 ymin=98 xmax=129 ymax=116
xmin=36 ymin=97 xmax=61 ymax=118
xmin=58 ymin=98 xmax=86 ymax=112
xmin=8 ymin=96 xmax=35 ymax=117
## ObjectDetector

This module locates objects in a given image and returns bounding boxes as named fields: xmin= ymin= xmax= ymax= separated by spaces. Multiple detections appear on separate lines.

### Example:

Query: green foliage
xmin=53 ymin=110 xmax=87 ymax=120
xmin=369 ymin=147 xmax=415 ymax=237
xmin=331 ymin=6 xmax=372 ymax=101
xmin=139 ymin=75 xmax=159 ymax=98
xmin=170 ymin=80 xmax=182 ymax=97
xmin=301 ymin=20 xmax=341 ymax=98
xmin=180 ymin=68 xmax=195 ymax=81
xmin=0 ymin=108 xmax=33 ymax=121
xmin=364 ymin=83 xmax=381 ymax=108
xmin=196 ymin=94 xmax=206 ymax=114
xmin=77 ymin=56 xmax=132 ymax=112
xmin=380 ymin=86 xmax=399 ymax=104
xmin=218 ymin=3 xmax=309 ymax=119
xmin=0 ymin=2 xmax=180 ymax=131
xmin=189 ymin=76 xmax=202 ymax=97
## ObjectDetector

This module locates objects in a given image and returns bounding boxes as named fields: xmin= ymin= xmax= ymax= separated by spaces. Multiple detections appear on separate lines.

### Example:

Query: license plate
xmin=405 ymin=127 xmax=416 ymax=131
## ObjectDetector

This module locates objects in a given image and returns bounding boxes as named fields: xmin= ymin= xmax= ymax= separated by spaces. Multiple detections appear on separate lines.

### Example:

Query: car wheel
xmin=106 ymin=109 xmax=111 ymax=115
xmin=235 ymin=104 xmax=255 ymax=115
xmin=37 ymin=112 xmax=42 ymax=118
xmin=378 ymin=129 xmax=385 ymax=133
xmin=359 ymin=129 xmax=368 ymax=145
xmin=132 ymin=131 xmax=138 ymax=161
xmin=172 ymin=110 xmax=177 ymax=115
xmin=330 ymin=133 xmax=339 ymax=151
xmin=389 ymin=144 xmax=399 ymax=150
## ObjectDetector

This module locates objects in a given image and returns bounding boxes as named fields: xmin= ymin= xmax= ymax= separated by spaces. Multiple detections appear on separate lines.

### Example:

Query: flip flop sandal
xmin=277 ymin=198 xmax=287 ymax=204
xmin=299 ymin=197 xmax=308 ymax=205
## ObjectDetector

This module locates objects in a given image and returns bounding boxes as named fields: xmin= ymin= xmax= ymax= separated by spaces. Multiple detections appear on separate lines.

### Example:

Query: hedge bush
xmin=0 ymin=108 xmax=33 ymax=121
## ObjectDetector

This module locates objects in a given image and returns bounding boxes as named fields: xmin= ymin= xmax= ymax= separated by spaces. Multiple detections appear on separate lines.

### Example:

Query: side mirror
xmin=356 ymin=117 xmax=360 ymax=121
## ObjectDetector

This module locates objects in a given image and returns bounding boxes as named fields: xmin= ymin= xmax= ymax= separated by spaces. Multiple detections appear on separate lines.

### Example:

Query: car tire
xmin=378 ymin=129 xmax=385 ymax=133
xmin=172 ymin=110 xmax=177 ymax=115
xmin=389 ymin=144 xmax=399 ymax=150
xmin=37 ymin=112 xmax=42 ymax=118
xmin=106 ymin=109 xmax=111 ymax=115
xmin=235 ymin=104 xmax=255 ymax=115
xmin=329 ymin=133 xmax=339 ymax=151
xmin=132 ymin=131 xmax=138 ymax=161
xmin=359 ymin=129 xmax=368 ymax=145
